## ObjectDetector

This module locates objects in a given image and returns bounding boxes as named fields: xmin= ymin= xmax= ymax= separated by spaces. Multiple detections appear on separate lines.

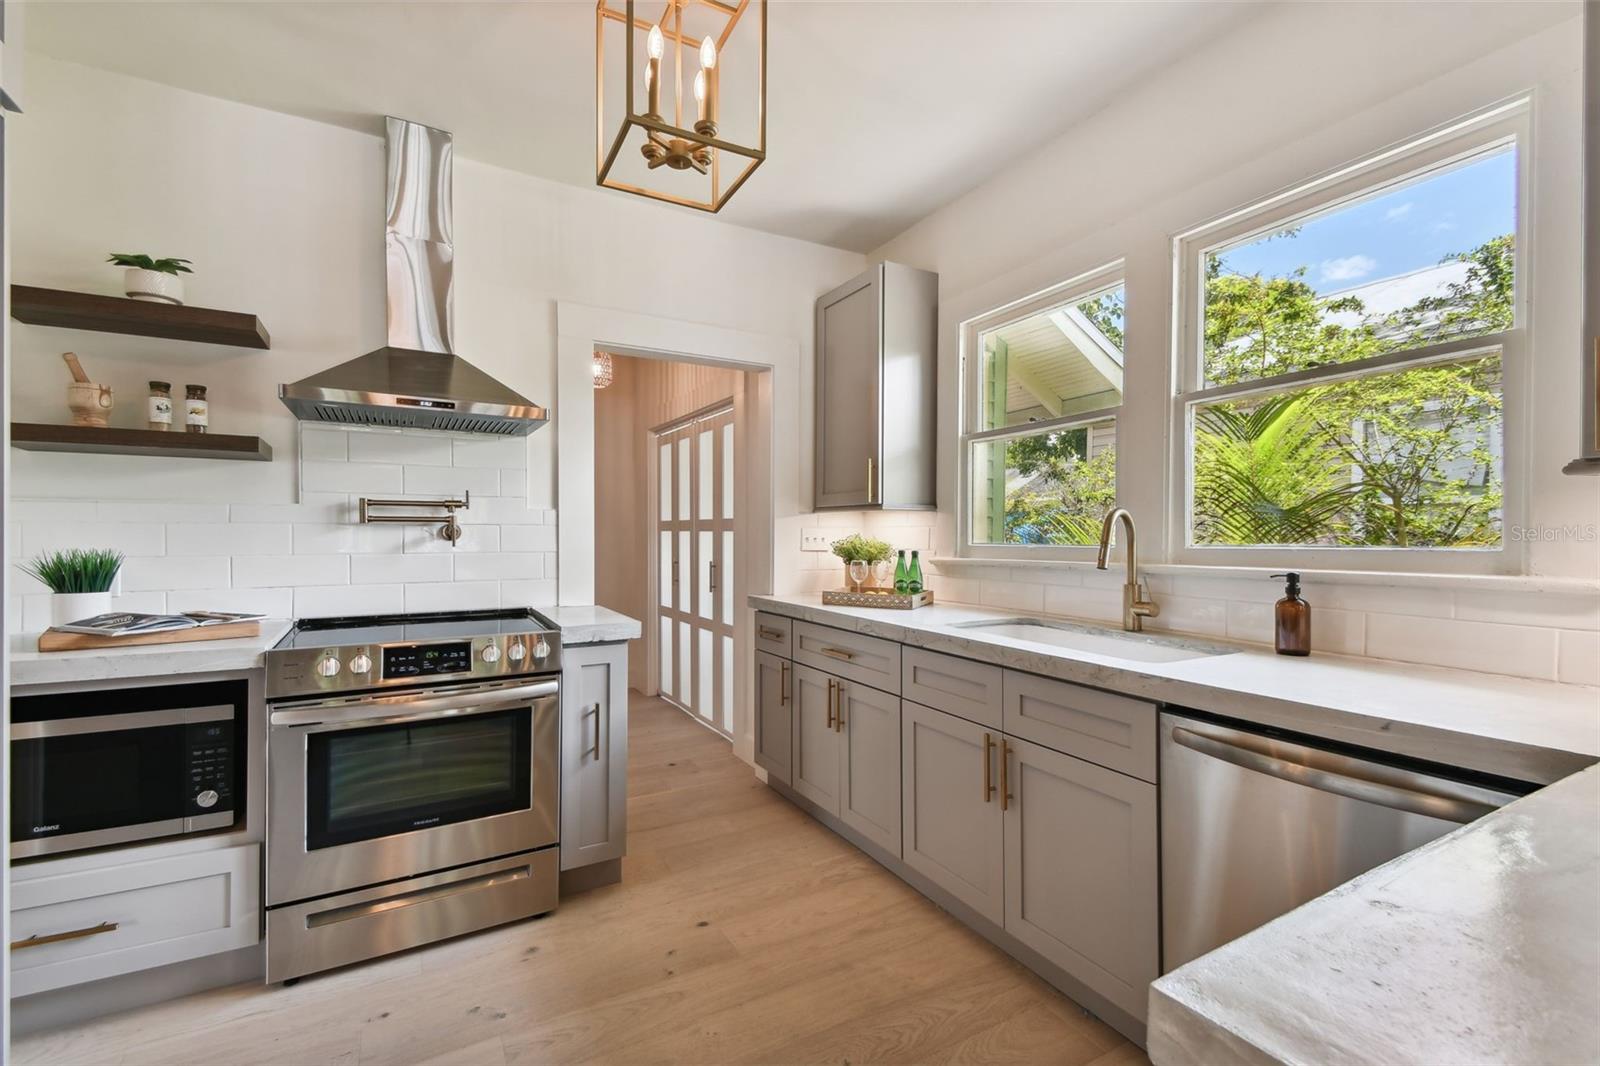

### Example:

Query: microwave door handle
xmin=11 ymin=704 xmax=233 ymax=740
xmin=1169 ymin=727 xmax=1500 ymax=824
xmin=270 ymin=680 xmax=558 ymax=729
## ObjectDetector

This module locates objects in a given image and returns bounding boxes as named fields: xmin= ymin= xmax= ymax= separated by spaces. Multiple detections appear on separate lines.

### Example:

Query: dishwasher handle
xmin=1170 ymin=726 xmax=1501 ymax=824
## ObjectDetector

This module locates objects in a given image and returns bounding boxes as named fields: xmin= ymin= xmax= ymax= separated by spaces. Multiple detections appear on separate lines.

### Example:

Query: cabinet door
xmin=560 ymin=643 xmax=628 ymax=871
xmin=754 ymin=651 xmax=793 ymax=785
xmin=790 ymin=664 xmax=842 ymax=816
xmin=815 ymin=268 xmax=882 ymax=508
xmin=902 ymin=701 xmax=1004 ymax=924
xmin=1002 ymin=735 xmax=1159 ymax=1021
xmin=838 ymin=679 xmax=901 ymax=856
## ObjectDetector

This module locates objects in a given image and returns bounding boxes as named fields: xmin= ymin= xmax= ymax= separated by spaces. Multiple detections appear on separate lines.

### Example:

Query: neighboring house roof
xmin=1319 ymin=260 xmax=1473 ymax=332
xmin=988 ymin=305 xmax=1124 ymax=423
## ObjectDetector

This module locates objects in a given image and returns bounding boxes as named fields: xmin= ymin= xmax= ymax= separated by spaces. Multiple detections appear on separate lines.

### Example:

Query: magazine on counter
xmin=54 ymin=611 xmax=266 ymax=637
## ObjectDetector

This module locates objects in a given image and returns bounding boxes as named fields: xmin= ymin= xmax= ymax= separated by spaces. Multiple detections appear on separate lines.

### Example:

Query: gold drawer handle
xmin=820 ymin=647 xmax=855 ymax=662
xmin=758 ymin=626 xmax=785 ymax=642
xmin=982 ymin=732 xmax=995 ymax=803
xmin=12 ymin=921 xmax=119 ymax=950
xmin=779 ymin=660 xmax=790 ymax=705
xmin=1000 ymin=739 xmax=1012 ymax=811
xmin=825 ymin=678 xmax=837 ymax=730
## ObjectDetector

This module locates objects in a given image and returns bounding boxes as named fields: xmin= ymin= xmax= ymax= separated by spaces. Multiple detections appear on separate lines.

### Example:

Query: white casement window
xmin=959 ymin=264 xmax=1126 ymax=557
xmin=1171 ymin=102 xmax=1528 ymax=573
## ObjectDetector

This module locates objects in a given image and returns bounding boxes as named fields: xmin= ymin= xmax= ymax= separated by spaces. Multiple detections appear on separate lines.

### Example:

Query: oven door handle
xmin=12 ymin=704 xmax=233 ymax=741
xmin=269 ymin=680 xmax=558 ymax=729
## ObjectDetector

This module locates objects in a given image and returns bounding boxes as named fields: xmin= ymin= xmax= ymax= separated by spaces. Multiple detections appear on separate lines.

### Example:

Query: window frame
xmin=1169 ymin=101 xmax=1531 ymax=574
xmin=958 ymin=262 xmax=1127 ymax=560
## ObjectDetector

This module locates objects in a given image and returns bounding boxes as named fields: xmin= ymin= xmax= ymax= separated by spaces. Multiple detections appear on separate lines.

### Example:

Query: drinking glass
xmin=847 ymin=560 xmax=869 ymax=592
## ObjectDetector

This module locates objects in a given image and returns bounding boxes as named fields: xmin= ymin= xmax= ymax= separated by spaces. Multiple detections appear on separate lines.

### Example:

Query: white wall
xmin=853 ymin=3 xmax=1599 ymax=684
xmin=6 ymin=55 xmax=861 ymax=633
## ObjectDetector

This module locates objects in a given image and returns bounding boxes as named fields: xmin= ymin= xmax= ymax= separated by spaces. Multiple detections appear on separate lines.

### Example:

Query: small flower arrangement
xmin=830 ymin=533 xmax=893 ymax=565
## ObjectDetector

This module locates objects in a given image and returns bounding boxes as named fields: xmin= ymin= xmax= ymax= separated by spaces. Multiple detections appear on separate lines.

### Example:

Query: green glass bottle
xmin=893 ymin=550 xmax=910 ymax=593
xmin=907 ymin=551 xmax=924 ymax=595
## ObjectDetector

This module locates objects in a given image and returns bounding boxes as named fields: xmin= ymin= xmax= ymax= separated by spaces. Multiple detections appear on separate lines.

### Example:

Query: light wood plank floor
xmin=14 ymin=695 xmax=1151 ymax=1066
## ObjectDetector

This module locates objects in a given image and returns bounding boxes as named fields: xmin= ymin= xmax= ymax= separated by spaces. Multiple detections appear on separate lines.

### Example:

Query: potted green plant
xmin=22 ymin=548 xmax=125 ymax=627
xmin=830 ymin=533 xmax=894 ymax=589
xmin=107 ymin=253 xmax=194 ymax=306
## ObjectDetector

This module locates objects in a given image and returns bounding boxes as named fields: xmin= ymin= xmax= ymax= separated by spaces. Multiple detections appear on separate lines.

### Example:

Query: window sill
xmin=929 ymin=556 xmax=1599 ymax=597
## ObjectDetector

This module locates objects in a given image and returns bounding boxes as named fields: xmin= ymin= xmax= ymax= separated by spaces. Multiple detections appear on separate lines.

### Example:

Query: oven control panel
xmin=185 ymin=720 xmax=235 ymax=815
xmin=383 ymin=641 xmax=472 ymax=679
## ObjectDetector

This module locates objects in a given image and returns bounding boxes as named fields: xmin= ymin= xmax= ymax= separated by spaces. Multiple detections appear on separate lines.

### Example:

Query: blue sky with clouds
xmin=1215 ymin=148 xmax=1516 ymax=295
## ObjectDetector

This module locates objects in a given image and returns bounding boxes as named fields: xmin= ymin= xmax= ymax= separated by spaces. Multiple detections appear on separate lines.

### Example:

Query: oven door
xmin=267 ymin=678 xmax=558 ymax=906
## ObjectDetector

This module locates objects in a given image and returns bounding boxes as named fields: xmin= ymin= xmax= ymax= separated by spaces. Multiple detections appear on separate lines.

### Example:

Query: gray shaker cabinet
xmin=902 ymin=700 xmax=1005 ymax=924
xmin=560 ymin=643 xmax=629 ymax=871
xmin=754 ymin=651 xmax=792 ymax=786
xmin=838 ymin=679 xmax=902 ymax=856
xmin=790 ymin=663 xmax=843 ymax=816
xmin=1002 ymin=734 xmax=1159 ymax=1021
xmin=814 ymin=262 xmax=938 ymax=510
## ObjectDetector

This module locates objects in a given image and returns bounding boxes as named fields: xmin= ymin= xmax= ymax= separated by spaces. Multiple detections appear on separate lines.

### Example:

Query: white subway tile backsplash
xmin=405 ymin=465 xmax=498 ymax=496
xmin=1455 ymin=589 xmax=1600 ymax=631
xmin=468 ymin=497 xmax=545 ymax=525
xmin=349 ymin=431 xmax=454 ymax=467
xmin=403 ymin=524 xmax=501 ymax=554
xmin=1145 ymin=594 xmax=1229 ymax=638
xmin=169 ymin=523 xmax=292 ymax=557
xmin=1365 ymin=614 xmax=1558 ymax=680
xmin=301 ymin=461 xmax=403 ymax=495
xmin=121 ymin=556 xmax=231 ymax=592
xmin=234 ymin=554 xmax=349 ymax=588
xmin=500 ymin=579 xmax=557 ymax=606
xmin=498 ymin=468 xmax=529 ymax=497
xmin=99 ymin=502 xmax=230 ymax=524
xmin=351 ymin=554 xmax=454 ymax=585
xmin=24 ymin=522 xmax=165 ymax=558
xmin=452 ymin=553 xmax=543 ymax=582
xmin=404 ymin=581 xmax=500 ymax=613
xmin=295 ymin=583 xmax=405 ymax=618
xmin=292 ymin=523 xmax=405 ymax=555
xmin=300 ymin=428 xmax=349 ymax=462
xmin=979 ymin=579 xmax=1044 ymax=614
xmin=230 ymin=494 xmax=354 ymax=525
xmin=12 ymin=500 xmax=98 ymax=523
xmin=1556 ymin=631 xmax=1600 ymax=687
xmin=453 ymin=437 xmax=529 ymax=469
xmin=499 ymin=524 xmax=557 ymax=552
xmin=169 ymin=587 xmax=295 ymax=618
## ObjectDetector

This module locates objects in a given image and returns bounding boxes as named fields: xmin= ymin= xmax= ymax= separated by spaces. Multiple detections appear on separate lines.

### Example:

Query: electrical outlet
xmin=800 ymin=530 xmax=833 ymax=552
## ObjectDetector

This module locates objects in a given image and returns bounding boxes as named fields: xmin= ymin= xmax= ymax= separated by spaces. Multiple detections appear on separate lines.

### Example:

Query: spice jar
xmin=185 ymin=384 xmax=209 ymax=434
xmin=147 ymin=381 xmax=173 ymax=431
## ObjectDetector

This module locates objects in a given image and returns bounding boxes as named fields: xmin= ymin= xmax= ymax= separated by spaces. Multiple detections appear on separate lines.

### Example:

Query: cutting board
xmin=37 ymin=621 xmax=261 ymax=652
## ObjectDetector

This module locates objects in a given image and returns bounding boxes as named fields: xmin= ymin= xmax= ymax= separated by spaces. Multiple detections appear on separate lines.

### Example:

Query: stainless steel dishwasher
xmin=1159 ymin=711 xmax=1531 ymax=972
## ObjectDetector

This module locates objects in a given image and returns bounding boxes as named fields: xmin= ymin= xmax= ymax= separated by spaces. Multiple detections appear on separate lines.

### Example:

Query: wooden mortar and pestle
xmin=63 ymin=352 xmax=114 ymax=428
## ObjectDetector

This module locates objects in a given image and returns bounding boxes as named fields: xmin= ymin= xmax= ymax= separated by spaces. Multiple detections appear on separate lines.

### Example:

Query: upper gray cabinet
xmin=1574 ymin=4 xmax=1600 ymax=473
xmin=814 ymin=262 xmax=938 ymax=509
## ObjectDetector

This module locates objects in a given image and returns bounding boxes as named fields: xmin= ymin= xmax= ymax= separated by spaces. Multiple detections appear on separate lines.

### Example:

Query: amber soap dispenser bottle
xmin=1271 ymin=572 xmax=1311 ymax=656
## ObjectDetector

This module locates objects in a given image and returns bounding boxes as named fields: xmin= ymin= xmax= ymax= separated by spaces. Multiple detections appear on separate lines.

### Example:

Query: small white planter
xmin=124 ymin=268 xmax=185 ymax=305
xmin=50 ymin=591 xmax=113 ymax=628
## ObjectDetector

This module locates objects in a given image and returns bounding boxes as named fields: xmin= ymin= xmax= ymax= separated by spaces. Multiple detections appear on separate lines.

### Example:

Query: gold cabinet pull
xmin=999 ymin=739 xmax=1012 ymax=811
xmin=588 ymin=703 xmax=603 ymax=762
xmin=779 ymin=660 xmax=790 ymax=706
xmin=866 ymin=457 xmax=876 ymax=504
xmin=819 ymin=647 xmax=855 ymax=662
xmin=12 ymin=921 xmax=119 ymax=950
xmin=982 ymin=732 xmax=995 ymax=803
xmin=758 ymin=626 xmax=784 ymax=642
xmin=825 ymin=678 xmax=836 ymax=730
xmin=834 ymin=681 xmax=845 ymax=732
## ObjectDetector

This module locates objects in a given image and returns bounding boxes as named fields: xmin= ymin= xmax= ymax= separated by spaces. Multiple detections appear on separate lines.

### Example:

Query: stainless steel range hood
xmin=279 ymin=118 xmax=547 ymax=436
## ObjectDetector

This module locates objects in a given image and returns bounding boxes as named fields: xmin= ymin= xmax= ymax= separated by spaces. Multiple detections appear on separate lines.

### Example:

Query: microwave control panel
xmin=185 ymin=720 xmax=235 ymax=814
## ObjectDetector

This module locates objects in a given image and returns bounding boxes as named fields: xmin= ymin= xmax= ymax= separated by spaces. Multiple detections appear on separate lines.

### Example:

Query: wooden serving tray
xmin=821 ymin=589 xmax=935 ymax=610
xmin=37 ymin=621 xmax=261 ymax=652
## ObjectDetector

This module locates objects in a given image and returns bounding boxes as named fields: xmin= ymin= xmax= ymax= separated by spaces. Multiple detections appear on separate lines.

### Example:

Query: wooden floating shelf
xmin=10 ymin=285 xmax=272 ymax=350
xmin=12 ymin=423 xmax=274 ymax=462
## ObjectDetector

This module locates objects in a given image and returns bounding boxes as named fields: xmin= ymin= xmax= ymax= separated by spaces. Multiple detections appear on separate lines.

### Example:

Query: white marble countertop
xmin=749 ymin=594 xmax=1600 ymax=784
xmin=10 ymin=619 xmax=294 ymax=689
xmin=1146 ymin=764 xmax=1600 ymax=1066
xmin=541 ymin=605 xmax=641 ymax=645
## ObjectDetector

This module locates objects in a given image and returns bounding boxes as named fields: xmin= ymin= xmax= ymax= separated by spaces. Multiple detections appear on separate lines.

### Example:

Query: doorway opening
xmin=592 ymin=351 xmax=758 ymax=742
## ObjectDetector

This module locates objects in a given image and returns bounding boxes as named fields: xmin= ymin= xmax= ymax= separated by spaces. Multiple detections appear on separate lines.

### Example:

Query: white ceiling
xmin=21 ymin=0 xmax=1256 ymax=252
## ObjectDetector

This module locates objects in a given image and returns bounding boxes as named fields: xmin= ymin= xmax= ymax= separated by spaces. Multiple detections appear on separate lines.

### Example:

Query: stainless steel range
xmin=264 ymin=609 xmax=562 ymax=984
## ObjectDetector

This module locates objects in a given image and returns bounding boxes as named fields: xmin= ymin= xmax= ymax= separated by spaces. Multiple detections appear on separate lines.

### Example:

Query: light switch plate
xmin=800 ymin=530 xmax=832 ymax=552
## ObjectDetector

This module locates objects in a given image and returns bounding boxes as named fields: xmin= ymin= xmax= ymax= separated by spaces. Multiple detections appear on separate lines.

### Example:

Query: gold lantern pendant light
xmin=596 ymin=0 xmax=767 ymax=213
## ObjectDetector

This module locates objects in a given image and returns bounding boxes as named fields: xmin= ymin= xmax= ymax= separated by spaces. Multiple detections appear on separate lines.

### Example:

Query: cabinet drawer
xmin=754 ymin=612 xmax=792 ymax=658
xmin=902 ymin=647 xmax=1002 ymax=729
xmin=1002 ymin=671 xmax=1157 ymax=783
xmin=10 ymin=843 xmax=260 ymax=996
xmin=792 ymin=621 xmax=901 ymax=695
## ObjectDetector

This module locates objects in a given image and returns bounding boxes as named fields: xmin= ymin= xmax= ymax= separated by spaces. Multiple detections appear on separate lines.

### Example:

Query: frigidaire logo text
xmin=411 ymin=817 xmax=441 ymax=828
xmin=32 ymin=825 xmax=60 ymax=834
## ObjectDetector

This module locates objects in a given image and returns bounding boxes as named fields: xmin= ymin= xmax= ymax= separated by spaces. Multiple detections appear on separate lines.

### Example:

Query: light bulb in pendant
xmin=647 ymin=24 xmax=664 ymax=60
xmin=694 ymin=69 xmax=707 ymax=104
xmin=699 ymin=35 xmax=717 ymax=70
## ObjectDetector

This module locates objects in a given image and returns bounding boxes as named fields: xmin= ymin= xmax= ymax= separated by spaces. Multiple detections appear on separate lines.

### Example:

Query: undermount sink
xmin=950 ymin=618 xmax=1237 ymax=664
